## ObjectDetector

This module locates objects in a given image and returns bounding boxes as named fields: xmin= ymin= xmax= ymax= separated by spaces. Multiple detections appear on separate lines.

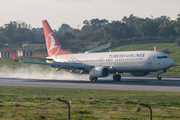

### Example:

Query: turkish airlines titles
xmin=109 ymin=53 xmax=145 ymax=59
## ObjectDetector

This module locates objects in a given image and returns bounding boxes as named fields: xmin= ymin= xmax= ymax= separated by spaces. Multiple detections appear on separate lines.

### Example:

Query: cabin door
xmin=148 ymin=54 xmax=153 ymax=64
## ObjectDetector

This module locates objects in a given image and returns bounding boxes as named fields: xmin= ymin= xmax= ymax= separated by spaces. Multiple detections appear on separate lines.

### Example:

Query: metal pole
xmin=58 ymin=99 xmax=70 ymax=120
xmin=139 ymin=103 xmax=152 ymax=120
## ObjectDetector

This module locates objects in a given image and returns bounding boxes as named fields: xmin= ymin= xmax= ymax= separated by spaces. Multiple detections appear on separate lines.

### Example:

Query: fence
xmin=0 ymin=96 xmax=180 ymax=120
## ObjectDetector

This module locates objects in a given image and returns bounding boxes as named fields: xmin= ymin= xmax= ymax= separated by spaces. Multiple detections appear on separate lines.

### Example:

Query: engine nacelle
xmin=89 ymin=67 xmax=110 ymax=77
xmin=130 ymin=72 xmax=149 ymax=77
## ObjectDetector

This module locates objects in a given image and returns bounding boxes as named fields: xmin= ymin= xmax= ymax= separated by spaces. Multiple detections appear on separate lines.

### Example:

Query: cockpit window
xmin=163 ymin=56 xmax=168 ymax=58
xmin=157 ymin=56 xmax=168 ymax=59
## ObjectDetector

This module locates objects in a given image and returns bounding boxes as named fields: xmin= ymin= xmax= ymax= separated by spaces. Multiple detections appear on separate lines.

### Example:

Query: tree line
xmin=0 ymin=14 xmax=180 ymax=47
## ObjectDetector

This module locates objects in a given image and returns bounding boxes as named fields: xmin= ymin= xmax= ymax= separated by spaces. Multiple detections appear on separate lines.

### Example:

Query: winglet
xmin=8 ymin=48 xmax=20 ymax=62
xmin=154 ymin=46 xmax=157 ymax=51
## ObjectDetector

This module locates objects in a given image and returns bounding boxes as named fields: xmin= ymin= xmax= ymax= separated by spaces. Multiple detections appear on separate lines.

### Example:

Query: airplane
xmin=8 ymin=20 xmax=174 ymax=81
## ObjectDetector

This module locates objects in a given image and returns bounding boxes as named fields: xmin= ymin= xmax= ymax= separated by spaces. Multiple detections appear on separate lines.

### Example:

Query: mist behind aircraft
xmin=0 ymin=66 xmax=89 ymax=81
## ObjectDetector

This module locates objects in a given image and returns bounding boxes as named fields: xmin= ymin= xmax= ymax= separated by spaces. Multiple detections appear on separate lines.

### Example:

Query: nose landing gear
xmin=156 ymin=70 xmax=166 ymax=80
xmin=157 ymin=75 xmax=162 ymax=80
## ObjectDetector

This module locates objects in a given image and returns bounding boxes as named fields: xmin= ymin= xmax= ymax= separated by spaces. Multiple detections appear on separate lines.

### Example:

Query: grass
xmin=0 ymin=86 xmax=180 ymax=119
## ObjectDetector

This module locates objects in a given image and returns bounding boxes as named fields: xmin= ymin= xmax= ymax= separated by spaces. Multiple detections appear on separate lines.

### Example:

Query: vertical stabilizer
xmin=42 ymin=20 xmax=73 ymax=57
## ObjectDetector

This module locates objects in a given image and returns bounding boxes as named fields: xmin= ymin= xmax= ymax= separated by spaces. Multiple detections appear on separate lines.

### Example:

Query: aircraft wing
xmin=23 ymin=61 xmax=91 ymax=68
xmin=24 ymin=56 xmax=53 ymax=60
xmin=8 ymin=48 xmax=91 ymax=69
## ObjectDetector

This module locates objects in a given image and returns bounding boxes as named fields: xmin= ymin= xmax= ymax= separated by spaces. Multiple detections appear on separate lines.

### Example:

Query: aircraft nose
xmin=167 ymin=59 xmax=174 ymax=68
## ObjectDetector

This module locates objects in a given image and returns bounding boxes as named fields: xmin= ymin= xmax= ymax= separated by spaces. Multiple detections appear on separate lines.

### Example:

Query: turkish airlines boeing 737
xmin=8 ymin=20 xmax=174 ymax=81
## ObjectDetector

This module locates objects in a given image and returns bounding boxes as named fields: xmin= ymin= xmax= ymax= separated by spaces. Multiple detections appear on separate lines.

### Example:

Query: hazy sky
xmin=0 ymin=0 xmax=180 ymax=29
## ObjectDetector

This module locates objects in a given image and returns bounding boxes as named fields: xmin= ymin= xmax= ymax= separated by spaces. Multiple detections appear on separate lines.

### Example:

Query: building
xmin=0 ymin=50 xmax=47 ymax=58
xmin=16 ymin=50 xmax=32 ymax=57
xmin=0 ymin=51 xmax=9 ymax=58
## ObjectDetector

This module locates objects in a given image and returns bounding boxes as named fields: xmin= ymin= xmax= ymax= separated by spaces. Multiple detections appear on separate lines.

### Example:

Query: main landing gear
xmin=89 ymin=76 xmax=97 ymax=81
xmin=157 ymin=74 xmax=162 ymax=80
xmin=113 ymin=72 xmax=121 ymax=81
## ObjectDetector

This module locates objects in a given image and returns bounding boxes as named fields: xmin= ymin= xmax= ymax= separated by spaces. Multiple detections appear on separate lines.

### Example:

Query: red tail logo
xmin=42 ymin=20 xmax=73 ymax=57
xmin=46 ymin=33 xmax=60 ymax=56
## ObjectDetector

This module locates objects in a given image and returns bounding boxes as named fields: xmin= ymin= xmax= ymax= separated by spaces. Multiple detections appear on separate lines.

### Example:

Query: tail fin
xmin=42 ymin=20 xmax=73 ymax=57
xmin=154 ymin=46 xmax=157 ymax=51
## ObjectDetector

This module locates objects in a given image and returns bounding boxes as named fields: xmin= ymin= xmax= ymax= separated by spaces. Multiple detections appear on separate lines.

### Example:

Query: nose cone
xmin=167 ymin=59 xmax=174 ymax=68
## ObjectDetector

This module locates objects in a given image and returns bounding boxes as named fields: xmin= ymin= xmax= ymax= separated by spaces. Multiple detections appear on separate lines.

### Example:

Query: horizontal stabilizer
xmin=8 ymin=48 xmax=20 ymax=62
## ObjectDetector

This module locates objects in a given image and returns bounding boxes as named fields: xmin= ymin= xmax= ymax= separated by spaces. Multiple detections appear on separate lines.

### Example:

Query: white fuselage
xmin=49 ymin=51 xmax=174 ymax=73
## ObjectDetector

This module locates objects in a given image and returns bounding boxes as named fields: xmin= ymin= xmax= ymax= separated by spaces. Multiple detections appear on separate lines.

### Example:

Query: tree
xmin=104 ymin=21 xmax=134 ymax=39
xmin=0 ymin=21 xmax=36 ymax=43
xmin=154 ymin=16 xmax=170 ymax=25
xmin=139 ymin=20 xmax=160 ymax=37
xmin=82 ymin=18 xmax=109 ymax=32
xmin=58 ymin=24 xmax=72 ymax=34
xmin=159 ymin=21 xmax=177 ymax=37
xmin=32 ymin=28 xmax=44 ymax=42
xmin=121 ymin=14 xmax=146 ymax=36
xmin=121 ymin=14 xmax=146 ymax=28
xmin=64 ymin=32 xmax=74 ymax=40
xmin=71 ymin=29 xmax=80 ymax=37
xmin=83 ymin=20 xmax=89 ymax=26
xmin=175 ymin=37 xmax=180 ymax=46
xmin=174 ymin=14 xmax=180 ymax=36
xmin=56 ymin=34 xmax=66 ymax=45
xmin=0 ymin=36 xmax=7 ymax=44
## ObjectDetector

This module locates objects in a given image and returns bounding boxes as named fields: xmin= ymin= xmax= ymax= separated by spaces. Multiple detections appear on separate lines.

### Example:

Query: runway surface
xmin=0 ymin=73 xmax=180 ymax=92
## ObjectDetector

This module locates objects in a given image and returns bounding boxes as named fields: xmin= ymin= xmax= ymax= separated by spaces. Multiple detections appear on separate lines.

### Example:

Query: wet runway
xmin=0 ymin=74 xmax=180 ymax=92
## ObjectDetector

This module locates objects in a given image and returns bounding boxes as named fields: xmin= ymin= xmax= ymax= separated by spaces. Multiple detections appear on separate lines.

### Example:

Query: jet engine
xmin=89 ymin=67 xmax=110 ymax=77
xmin=130 ymin=72 xmax=149 ymax=76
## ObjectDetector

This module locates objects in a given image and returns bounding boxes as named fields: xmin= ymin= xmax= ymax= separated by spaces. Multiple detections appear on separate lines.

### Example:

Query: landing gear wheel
xmin=89 ymin=76 xmax=98 ymax=81
xmin=93 ymin=77 xmax=98 ymax=81
xmin=157 ymin=76 xmax=162 ymax=80
xmin=113 ymin=74 xmax=121 ymax=81
xmin=89 ymin=76 xmax=93 ymax=81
